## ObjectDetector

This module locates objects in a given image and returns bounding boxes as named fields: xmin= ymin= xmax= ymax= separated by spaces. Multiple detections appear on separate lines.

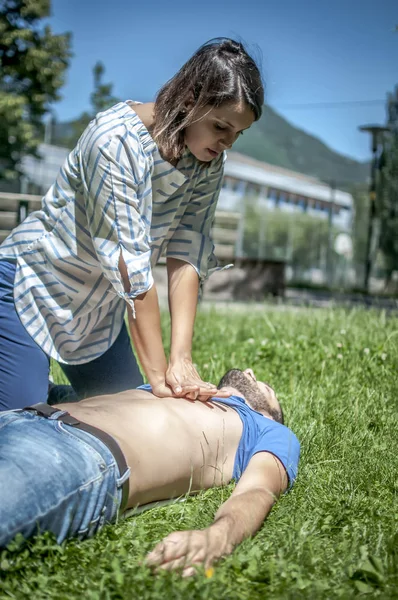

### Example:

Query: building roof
xmin=225 ymin=151 xmax=352 ymax=208
xmin=227 ymin=152 xmax=321 ymax=182
xmin=21 ymin=144 xmax=352 ymax=209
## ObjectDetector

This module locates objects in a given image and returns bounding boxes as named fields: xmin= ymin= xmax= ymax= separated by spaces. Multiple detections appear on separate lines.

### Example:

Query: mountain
xmin=51 ymin=104 xmax=369 ymax=188
xmin=233 ymin=105 xmax=369 ymax=187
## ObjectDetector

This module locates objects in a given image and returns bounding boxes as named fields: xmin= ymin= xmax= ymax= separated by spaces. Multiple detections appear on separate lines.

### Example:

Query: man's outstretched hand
xmin=145 ymin=525 xmax=231 ymax=577
xmin=145 ymin=451 xmax=288 ymax=577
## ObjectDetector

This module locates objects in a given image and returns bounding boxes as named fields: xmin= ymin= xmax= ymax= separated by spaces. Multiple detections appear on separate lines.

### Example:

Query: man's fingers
xmin=145 ymin=545 xmax=164 ymax=566
xmin=146 ymin=544 xmax=184 ymax=566
xmin=146 ymin=532 xmax=192 ymax=566
xmin=156 ymin=547 xmax=206 ymax=572
xmin=182 ymin=566 xmax=198 ymax=578
xmin=156 ymin=555 xmax=193 ymax=572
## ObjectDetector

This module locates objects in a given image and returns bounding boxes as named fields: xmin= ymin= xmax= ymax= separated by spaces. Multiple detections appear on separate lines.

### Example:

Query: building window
xmin=222 ymin=176 xmax=233 ymax=190
xmin=246 ymin=182 xmax=261 ymax=196
xmin=298 ymin=196 xmax=307 ymax=210
xmin=231 ymin=179 xmax=241 ymax=193
xmin=279 ymin=192 xmax=287 ymax=205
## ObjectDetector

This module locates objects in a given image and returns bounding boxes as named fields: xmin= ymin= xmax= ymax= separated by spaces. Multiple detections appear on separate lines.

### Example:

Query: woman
xmin=0 ymin=38 xmax=264 ymax=410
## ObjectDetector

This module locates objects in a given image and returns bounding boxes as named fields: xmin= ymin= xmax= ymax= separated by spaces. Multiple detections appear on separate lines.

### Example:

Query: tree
xmin=0 ymin=0 xmax=71 ymax=179
xmin=53 ymin=61 xmax=119 ymax=148
xmin=242 ymin=196 xmax=340 ymax=280
xmin=90 ymin=61 xmax=119 ymax=114
xmin=377 ymin=87 xmax=398 ymax=287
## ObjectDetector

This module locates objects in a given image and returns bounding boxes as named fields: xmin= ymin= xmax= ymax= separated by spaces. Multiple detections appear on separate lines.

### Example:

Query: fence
xmin=0 ymin=192 xmax=42 ymax=243
xmin=0 ymin=193 xmax=287 ymax=297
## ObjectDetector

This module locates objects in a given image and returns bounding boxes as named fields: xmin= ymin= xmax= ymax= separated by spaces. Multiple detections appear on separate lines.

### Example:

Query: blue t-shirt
xmin=138 ymin=385 xmax=300 ymax=488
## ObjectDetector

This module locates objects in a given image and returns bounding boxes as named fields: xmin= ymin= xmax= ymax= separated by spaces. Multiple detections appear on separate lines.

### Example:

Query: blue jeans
xmin=0 ymin=409 xmax=128 ymax=548
xmin=0 ymin=260 xmax=143 ymax=411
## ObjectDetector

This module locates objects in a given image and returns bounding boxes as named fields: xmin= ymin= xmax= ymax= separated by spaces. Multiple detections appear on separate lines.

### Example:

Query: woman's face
xmin=184 ymin=101 xmax=255 ymax=162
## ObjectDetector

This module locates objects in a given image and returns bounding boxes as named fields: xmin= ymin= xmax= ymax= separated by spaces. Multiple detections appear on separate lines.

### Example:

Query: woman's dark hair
xmin=152 ymin=38 xmax=264 ymax=162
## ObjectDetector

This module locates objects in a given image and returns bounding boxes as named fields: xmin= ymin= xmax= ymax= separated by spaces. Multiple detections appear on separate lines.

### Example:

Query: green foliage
xmin=0 ymin=0 xmax=71 ymax=178
xmin=242 ymin=197 xmax=339 ymax=273
xmin=53 ymin=61 xmax=120 ymax=148
xmin=233 ymin=105 xmax=369 ymax=186
xmin=377 ymin=87 xmax=398 ymax=282
xmin=90 ymin=61 xmax=119 ymax=115
xmin=3 ymin=307 xmax=398 ymax=598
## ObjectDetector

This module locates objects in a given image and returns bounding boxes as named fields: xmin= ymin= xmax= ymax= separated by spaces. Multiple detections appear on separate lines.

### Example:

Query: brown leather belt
xmin=23 ymin=403 xmax=130 ymax=512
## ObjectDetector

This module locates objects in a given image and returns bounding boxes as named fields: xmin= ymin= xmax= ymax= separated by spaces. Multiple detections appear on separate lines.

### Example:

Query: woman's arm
xmin=167 ymin=258 xmax=198 ymax=364
xmin=118 ymin=254 xmax=170 ymax=395
xmin=166 ymin=258 xmax=220 ymax=399
xmin=164 ymin=156 xmax=228 ymax=400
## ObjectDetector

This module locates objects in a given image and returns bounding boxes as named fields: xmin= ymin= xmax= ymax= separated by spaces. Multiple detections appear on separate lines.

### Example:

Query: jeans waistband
xmin=23 ymin=402 xmax=130 ymax=512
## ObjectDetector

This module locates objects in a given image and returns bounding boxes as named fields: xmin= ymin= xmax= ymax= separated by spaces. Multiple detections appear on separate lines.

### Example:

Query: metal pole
xmin=363 ymin=136 xmax=378 ymax=292
xmin=358 ymin=124 xmax=389 ymax=292
xmin=44 ymin=113 xmax=53 ymax=145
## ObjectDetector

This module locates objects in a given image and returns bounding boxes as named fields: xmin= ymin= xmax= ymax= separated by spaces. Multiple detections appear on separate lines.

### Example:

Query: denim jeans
xmin=0 ymin=260 xmax=143 ymax=411
xmin=0 ymin=409 xmax=129 ymax=548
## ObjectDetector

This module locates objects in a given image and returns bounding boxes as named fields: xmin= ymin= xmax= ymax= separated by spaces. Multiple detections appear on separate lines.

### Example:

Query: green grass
xmin=1 ymin=306 xmax=397 ymax=599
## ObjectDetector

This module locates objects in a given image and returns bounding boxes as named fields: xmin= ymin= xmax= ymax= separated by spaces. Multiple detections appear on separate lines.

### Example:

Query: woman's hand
xmin=150 ymin=380 xmax=175 ymax=398
xmin=166 ymin=358 xmax=228 ymax=401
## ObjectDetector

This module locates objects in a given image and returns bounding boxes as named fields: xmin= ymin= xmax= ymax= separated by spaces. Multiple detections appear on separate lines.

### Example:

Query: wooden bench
xmin=0 ymin=192 xmax=42 ymax=243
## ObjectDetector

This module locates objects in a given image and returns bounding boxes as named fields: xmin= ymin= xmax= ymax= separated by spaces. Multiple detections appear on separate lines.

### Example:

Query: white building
xmin=19 ymin=145 xmax=353 ymax=233
xmin=21 ymin=143 xmax=70 ymax=193
xmin=219 ymin=152 xmax=353 ymax=231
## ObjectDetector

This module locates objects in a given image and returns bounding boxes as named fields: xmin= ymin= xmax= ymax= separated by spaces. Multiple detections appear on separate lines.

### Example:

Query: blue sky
xmin=48 ymin=0 xmax=397 ymax=162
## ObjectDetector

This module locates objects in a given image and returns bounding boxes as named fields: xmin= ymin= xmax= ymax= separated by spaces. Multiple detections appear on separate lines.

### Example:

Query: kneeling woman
xmin=0 ymin=38 xmax=264 ymax=411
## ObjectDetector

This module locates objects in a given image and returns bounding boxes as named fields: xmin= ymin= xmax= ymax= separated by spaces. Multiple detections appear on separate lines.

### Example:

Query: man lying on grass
xmin=0 ymin=368 xmax=300 ymax=576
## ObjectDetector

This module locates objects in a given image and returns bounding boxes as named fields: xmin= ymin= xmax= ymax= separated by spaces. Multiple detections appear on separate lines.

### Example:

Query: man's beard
xmin=217 ymin=369 xmax=273 ymax=415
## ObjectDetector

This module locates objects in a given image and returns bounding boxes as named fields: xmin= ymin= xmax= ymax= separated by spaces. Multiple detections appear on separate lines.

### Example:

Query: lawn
xmin=1 ymin=306 xmax=397 ymax=599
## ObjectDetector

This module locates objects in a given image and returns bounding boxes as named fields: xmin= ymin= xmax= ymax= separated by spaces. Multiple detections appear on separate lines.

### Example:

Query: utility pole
xmin=44 ymin=112 xmax=54 ymax=145
xmin=358 ymin=125 xmax=390 ymax=292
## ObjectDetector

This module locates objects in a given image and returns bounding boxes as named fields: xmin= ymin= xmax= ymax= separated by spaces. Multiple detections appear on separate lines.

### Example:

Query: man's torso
xmin=56 ymin=391 xmax=243 ymax=508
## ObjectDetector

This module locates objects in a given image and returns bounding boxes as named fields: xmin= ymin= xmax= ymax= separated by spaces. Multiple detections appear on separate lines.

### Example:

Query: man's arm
xmin=145 ymin=452 xmax=288 ymax=576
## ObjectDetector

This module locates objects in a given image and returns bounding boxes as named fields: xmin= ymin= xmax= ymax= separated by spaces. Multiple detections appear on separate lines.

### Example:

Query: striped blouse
xmin=0 ymin=101 xmax=225 ymax=364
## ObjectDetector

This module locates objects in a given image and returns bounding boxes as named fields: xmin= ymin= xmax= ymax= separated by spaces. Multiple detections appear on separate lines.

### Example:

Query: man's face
xmin=217 ymin=368 xmax=283 ymax=423
xmin=184 ymin=102 xmax=255 ymax=162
